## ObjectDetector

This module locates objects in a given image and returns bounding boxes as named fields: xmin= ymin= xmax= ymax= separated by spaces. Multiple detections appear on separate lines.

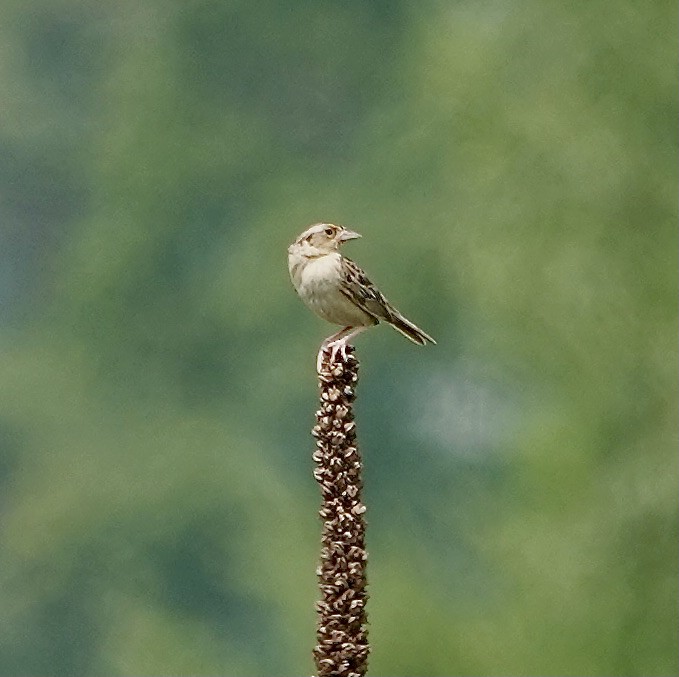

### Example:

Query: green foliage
xmin=0 ymin=0 xmax=676 ymax=675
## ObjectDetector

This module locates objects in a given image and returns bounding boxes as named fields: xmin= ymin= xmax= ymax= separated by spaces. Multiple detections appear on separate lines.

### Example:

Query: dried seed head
xmin=312 ymin=346 xmax=369 ymax=677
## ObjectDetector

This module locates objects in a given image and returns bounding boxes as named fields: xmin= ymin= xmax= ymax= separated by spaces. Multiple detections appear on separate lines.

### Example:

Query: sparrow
xmin=288 ymin=223 xmax=436 ymax=371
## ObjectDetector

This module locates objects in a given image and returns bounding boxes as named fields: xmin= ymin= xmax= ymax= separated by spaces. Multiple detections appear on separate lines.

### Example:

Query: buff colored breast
xmin=292 ymin=253 xmax=375 ymax=327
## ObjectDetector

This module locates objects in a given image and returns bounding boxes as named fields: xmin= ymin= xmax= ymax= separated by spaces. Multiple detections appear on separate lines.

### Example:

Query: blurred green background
xmin=0 ymin=1 xmax=676 ymax=675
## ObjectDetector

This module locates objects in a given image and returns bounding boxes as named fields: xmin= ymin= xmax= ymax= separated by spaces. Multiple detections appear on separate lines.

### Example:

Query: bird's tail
xmin=387 ymin=312 xmax=436 ymax=345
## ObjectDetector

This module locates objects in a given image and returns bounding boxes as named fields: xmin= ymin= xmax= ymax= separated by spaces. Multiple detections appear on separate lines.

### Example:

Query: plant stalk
xmin=311 ymin=347 xmax=369 ymax=677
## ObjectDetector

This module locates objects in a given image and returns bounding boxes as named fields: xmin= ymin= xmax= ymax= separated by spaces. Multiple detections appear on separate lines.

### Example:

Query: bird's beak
xmin=339 ymin=228 xmax=362 ymax=242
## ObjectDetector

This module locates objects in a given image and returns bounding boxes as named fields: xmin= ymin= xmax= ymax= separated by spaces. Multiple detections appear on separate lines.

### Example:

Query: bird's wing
xmin=339 ymin=257 xmax=394 ymax=323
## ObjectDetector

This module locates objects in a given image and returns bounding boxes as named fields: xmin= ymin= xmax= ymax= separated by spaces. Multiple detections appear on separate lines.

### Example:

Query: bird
xmin=288 ymin=223 xmax=436 ymax=371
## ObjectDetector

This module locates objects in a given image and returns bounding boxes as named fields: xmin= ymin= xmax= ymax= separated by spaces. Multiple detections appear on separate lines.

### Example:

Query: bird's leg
xmin=321 ymin=326 xmax=354 ymax=350
xmin=327 ymin=326 xmax=368 ymax=364
xmin=317 ymin=326 xmax=353 ymax=372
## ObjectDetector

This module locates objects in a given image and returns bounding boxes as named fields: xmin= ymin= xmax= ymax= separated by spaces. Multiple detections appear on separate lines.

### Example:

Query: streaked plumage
xmin=288 ymin=223 xmax=435 ymax=370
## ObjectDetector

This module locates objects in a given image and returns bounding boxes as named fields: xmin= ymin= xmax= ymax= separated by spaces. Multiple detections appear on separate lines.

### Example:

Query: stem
xmin=311 ymin=347 xmax=369 ymax=677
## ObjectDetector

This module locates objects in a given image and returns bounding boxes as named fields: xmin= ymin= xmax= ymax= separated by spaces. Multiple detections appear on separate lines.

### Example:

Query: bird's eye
xmin=324 ymin=227 xmax=334 ymax=236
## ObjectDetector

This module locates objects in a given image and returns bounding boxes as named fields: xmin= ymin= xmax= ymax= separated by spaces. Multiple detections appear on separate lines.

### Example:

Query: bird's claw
xmin=317 ymin=338 xmax=349 ymax=373
xmin=329 ymin=340 xmax=342 ymax=364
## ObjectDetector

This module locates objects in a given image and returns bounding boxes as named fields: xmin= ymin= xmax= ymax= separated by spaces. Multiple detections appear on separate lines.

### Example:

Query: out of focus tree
xmin=0 ymin=0 xmax=675 ymax=675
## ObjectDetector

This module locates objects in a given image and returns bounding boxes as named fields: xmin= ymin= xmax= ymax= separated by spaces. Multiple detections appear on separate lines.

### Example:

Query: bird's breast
xmin=290 ymin=253 xmax=371 ymax=326
xmin=298 ymin=253 xmax=342 ymax=291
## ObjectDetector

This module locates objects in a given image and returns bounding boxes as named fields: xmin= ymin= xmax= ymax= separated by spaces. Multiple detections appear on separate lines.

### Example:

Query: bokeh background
xmin=0 ymin=1 xmax=676 ymax=675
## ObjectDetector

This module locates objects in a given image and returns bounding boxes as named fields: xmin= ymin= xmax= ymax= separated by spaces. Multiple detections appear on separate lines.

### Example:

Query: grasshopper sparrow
xmin=288 ymin=223 xmax=436 ymax=371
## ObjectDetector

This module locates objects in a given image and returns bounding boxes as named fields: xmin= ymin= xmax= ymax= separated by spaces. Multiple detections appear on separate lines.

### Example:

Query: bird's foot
xmin=316 ymin=346 xmax=326 ymax=374
xmin=316 ymin=326 xmax=368 ymax=373
xmin=316 ymin=339 xmax=347 ymax=373
xmin=329 ymin=338 xmax=349 ymax=364
xmin=317 ymin=327 xmax=351 ymax=373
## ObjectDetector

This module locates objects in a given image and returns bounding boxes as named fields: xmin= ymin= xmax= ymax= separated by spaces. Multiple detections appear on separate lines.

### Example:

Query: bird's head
xmin=288 ymin=223 xmax=361 ymax=258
